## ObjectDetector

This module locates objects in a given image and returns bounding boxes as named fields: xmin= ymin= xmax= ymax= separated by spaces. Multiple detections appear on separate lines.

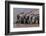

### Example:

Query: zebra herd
xmin=16 ymin=13 xmax=39 ymax=24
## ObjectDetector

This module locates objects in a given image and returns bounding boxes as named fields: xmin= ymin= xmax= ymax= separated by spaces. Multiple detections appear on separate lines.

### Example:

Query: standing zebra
xmin=31 ymin=15 xmax=39 ymax=24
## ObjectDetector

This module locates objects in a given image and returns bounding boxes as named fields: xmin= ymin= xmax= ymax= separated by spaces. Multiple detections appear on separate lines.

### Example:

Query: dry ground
xmin=14 ymin=24 xmax=39 ymax=28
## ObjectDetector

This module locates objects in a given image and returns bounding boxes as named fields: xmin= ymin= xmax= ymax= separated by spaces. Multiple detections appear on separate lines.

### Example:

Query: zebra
xmin=31 ymin=15 xmax=39 ymax=24
xmin=24 ymin=14 xmax=30 ymax=24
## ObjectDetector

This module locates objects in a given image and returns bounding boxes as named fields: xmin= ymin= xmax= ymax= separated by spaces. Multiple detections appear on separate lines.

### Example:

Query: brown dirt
xmin=14 ymin=24 xmax=39 ymax=28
